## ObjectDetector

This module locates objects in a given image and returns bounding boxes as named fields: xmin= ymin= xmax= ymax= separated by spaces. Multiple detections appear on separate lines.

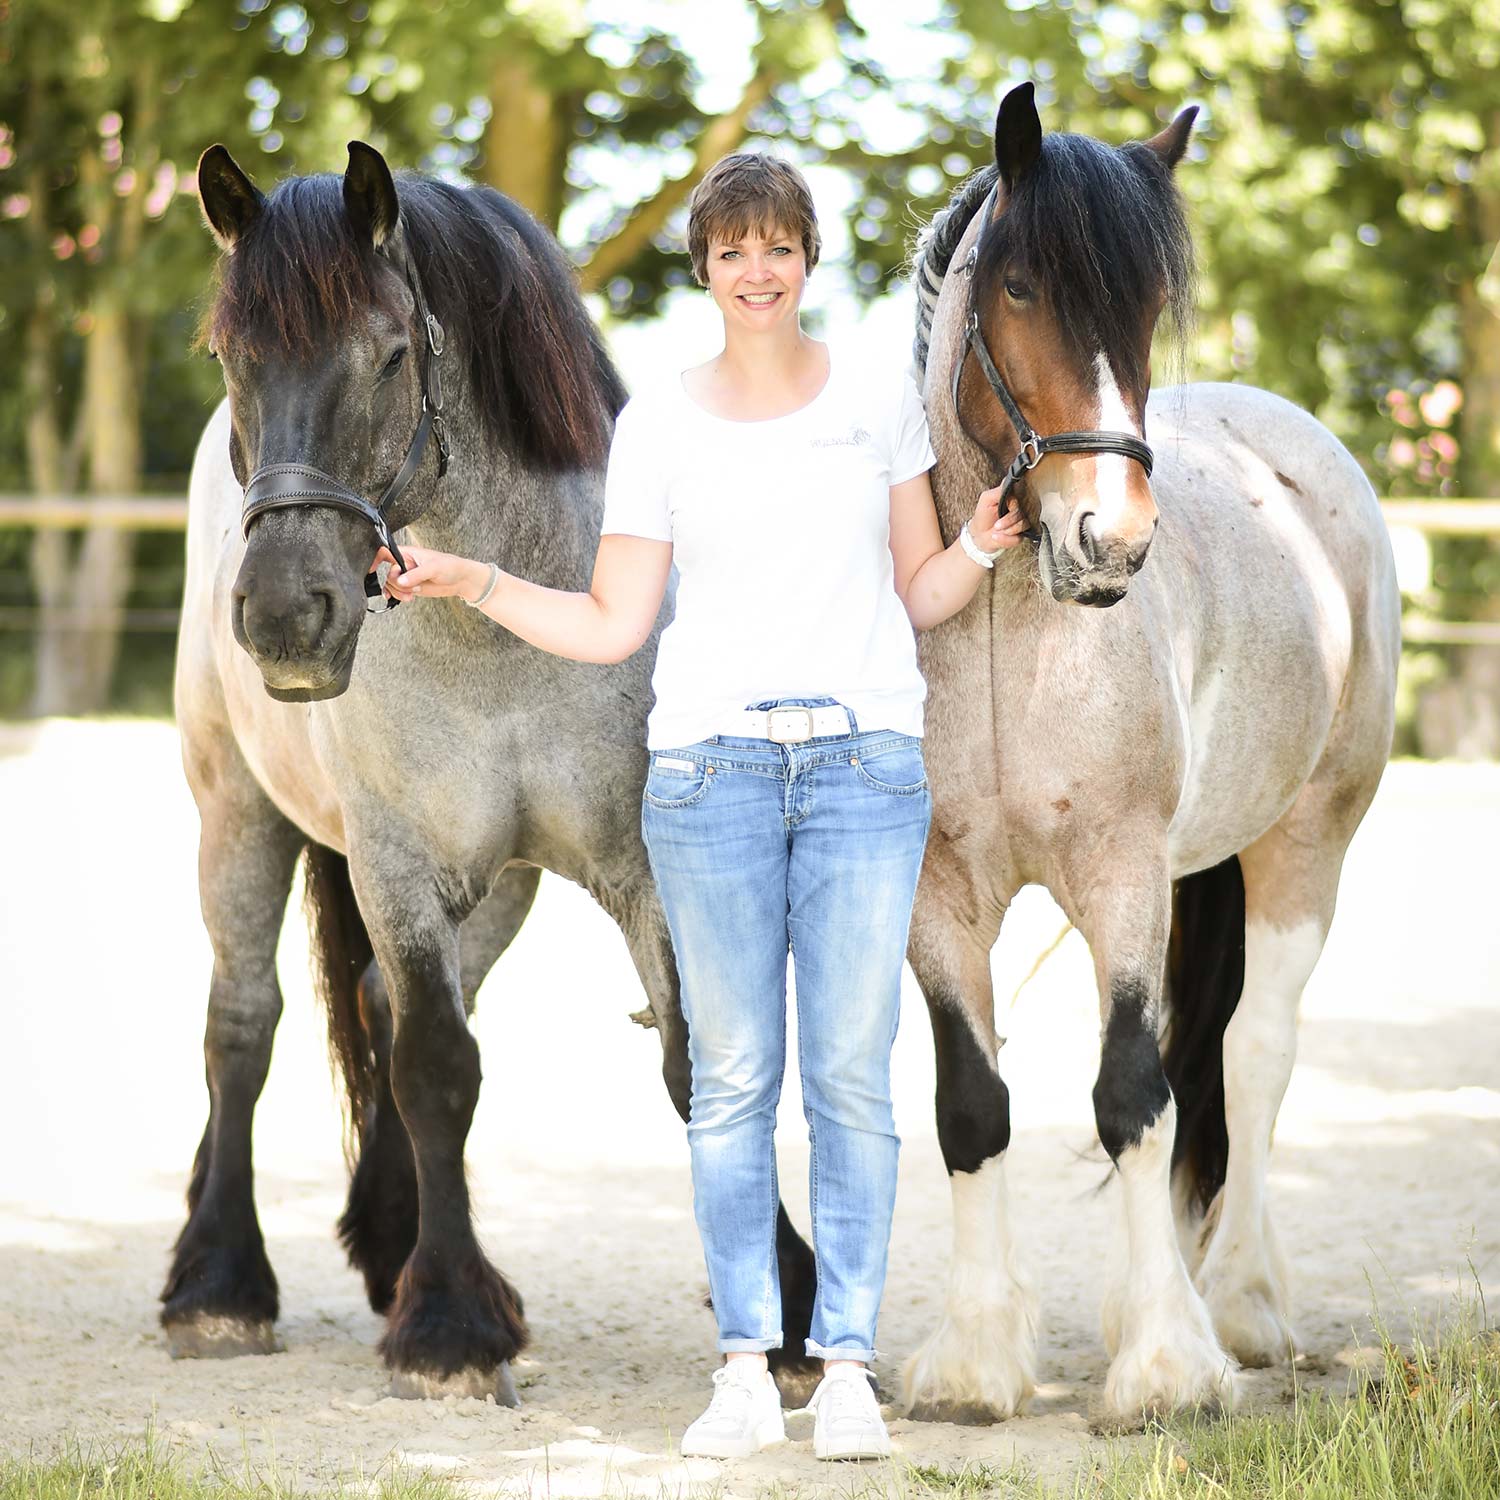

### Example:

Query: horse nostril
xmin=304 ymin=589 xmax=334 ymax=651
xmin=1078 ymin=512 xmax=1099 ymax=568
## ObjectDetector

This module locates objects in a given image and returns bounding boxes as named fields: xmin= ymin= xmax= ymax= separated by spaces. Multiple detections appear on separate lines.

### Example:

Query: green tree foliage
xmin=1 ymin=0 xmax=1497 ymax=729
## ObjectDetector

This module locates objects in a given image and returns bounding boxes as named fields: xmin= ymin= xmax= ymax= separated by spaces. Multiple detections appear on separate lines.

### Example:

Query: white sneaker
xmin=807 ymin=1365 xmax=891 ymax=1460
xmin=680 ymin=1361 xmax=786 ymax=1459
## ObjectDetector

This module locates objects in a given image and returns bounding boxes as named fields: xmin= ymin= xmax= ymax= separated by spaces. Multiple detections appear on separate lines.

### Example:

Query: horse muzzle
xmin=231 ymin=544 xmax=365 ymax=701
xmin=1038 ymin=524 xmax=1140 ymax=608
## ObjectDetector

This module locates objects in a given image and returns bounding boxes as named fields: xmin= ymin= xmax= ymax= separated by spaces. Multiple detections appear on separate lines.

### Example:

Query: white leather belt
xmin=728 ymin=705 xmax=853 ymax=743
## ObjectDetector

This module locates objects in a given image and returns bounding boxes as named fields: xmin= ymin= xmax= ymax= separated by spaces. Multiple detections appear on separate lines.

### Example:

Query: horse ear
xmin=994 ymin=81 xmax=1042 ymax=192
xmin=344 ymin=141 xmax=400 ymax=249
xmin=1143 ymin=107 xmax=1199 ymax=168
xmin=197 ymin=145 xmax=264 ymax=251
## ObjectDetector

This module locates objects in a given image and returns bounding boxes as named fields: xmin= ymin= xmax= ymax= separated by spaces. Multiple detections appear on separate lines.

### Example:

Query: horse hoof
xmin=1101 ymin=1334 xmax=1237 ymax=1422
xmin=1201 ymin=1284 xmax=1298 ymax=1369
xmin=900 ymin=1302 xmax=1036 ymax=1424
xmin=906 ymin=1398 xmax=1011 ymax=1426
xmin=388 ymin=1363 xmax=519 ymax=1406
xmin=165 ymin=1315 xmax=283 ymax=1359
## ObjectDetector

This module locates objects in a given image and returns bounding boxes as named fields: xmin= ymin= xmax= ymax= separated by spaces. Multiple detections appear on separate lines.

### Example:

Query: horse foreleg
xmin=351 ymin=842 xmax=526 ymax=1404
xmin=340 ymin=866 xmax=541 ymax=1315
xmin=903 ymin=887 xmax=1036 ymax=1423
xmin=162 ymin=762 xmax=303 ymax=1357
xmin=612 ymin=882 xmax=821 ymax=1405
xmin=1082 ymin=854 xmax=1236 ymax=1421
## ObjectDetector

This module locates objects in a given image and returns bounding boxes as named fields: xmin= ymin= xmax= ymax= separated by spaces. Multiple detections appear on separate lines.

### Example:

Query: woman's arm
xmin=372 ymin=533 xmax=673 ymax=664
xmin=889 ymin=470 xmax=1025 ymax=630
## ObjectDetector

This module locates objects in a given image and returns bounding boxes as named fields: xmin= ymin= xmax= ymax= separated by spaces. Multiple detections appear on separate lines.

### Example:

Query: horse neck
xmin=927 ymin=417 xmax=1045 ymax=621
xmin=404 ymin=380 xmax=603 ymax=589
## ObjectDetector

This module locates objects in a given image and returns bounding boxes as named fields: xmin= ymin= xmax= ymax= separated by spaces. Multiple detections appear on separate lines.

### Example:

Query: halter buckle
xmin=1008 ymin=437 xmax=1042 ymax=481
xmin=425 ymin=313 xmax=446 ymax=356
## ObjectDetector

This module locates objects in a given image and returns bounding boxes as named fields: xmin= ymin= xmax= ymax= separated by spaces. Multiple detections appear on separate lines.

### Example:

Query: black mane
xmin=205 ymin=172 xmax=627 ymax=472
xmin=972 ymin=133 xmax=1194 ymax=391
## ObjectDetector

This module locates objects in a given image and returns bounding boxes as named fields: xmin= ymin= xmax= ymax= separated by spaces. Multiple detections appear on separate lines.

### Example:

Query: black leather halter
xmin=239 ymin=242 xmax=450 ymax=610
xmin=951 ymin=188 xmax=1154 ymax=509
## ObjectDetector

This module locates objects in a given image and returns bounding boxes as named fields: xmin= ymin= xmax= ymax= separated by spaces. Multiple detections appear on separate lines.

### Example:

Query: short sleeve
xmin=889 ymin=369 xmax=936 ymax=485
xmin=600 ymin=399 xmax=673 ymax=542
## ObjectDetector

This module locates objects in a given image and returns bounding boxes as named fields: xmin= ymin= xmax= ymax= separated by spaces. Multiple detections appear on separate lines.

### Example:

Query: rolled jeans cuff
xmin=719 ymin=1335 xmax=784 ymax=1354
xmin=806 ymin=1339 xmax=878 ymax=1363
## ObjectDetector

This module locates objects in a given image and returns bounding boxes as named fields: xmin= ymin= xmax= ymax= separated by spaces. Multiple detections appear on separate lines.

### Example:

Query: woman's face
xmin=703 ymin=221 xmax=808 ymax=332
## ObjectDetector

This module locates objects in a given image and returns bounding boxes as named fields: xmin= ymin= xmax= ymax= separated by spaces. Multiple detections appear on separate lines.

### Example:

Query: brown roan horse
xmin=901 ymin=83 xmax=1398 ymax=1422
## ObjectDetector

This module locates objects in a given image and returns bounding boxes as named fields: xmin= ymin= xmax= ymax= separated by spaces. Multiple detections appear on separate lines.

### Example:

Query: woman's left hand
xmin=969 ymin=487 xmax=1027 ymax=553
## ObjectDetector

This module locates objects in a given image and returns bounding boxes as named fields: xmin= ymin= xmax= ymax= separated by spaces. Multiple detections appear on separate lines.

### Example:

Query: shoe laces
xmin=703 ymin=1362 xmax=764 ymax=1420
xmin=812 ymin=1367 xmax=877 ymax=1426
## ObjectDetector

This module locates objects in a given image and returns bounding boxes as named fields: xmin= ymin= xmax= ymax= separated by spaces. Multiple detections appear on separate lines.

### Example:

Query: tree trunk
xmin=28 ymin=294 xmax=141 ymax=717
xmin=26 ymin=56 xmax=158 ymax=719
xmin=480 ymin=51 xmax=566 ymax=228
xmin=1419 ymin=162 xmax=1500 ymax=758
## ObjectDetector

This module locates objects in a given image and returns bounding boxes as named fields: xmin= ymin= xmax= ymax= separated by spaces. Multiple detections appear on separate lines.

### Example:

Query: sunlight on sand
xmin=2 ymin=721 xmax=1496 ymax=1495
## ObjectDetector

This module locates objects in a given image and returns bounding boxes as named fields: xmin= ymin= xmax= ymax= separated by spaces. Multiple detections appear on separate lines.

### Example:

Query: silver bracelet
xmin=464 ymin=562 xmax=501 ymax=608
xmin=958 ymin=521 xmax=1000 ymax=569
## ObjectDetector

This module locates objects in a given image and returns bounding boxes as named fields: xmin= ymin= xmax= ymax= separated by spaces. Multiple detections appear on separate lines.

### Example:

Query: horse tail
xmin=1160 ymin=854 xmax=1246 ymax=1214
xmin=302 ymin=843 xmax=376 ymax=1162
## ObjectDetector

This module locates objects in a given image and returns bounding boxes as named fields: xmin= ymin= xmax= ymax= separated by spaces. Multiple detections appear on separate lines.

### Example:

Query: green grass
xmin=5 ymin=1304 xmax=1496 ymax=1500
xmin=1080 ymin=1312 xmax=1500 ymax=1500
xmin=0 ymin=1435 xmax=469 ymax=1500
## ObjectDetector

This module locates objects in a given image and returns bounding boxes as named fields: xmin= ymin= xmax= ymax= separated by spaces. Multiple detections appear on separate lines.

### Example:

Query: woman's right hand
xmin=372 ymin=546 xmax=488 ymax=604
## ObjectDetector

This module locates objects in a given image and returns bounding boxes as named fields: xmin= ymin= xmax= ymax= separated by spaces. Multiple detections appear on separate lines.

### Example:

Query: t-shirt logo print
xmin=811 ymin=426 xmax=872 ymax=450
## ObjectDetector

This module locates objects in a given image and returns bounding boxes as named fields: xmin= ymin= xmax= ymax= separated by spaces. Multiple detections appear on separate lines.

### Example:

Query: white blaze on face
xmin=1090 ymin=352 xmax=1142 ymax=538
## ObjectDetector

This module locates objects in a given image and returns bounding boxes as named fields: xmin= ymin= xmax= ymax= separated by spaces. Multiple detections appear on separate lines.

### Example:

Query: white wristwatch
xmin=959 ymin=521 xmax=1002 ymax=569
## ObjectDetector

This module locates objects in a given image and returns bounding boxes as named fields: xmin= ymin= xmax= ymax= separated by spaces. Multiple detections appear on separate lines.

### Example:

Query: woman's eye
xmin=381 ymin=347 xmax=407 ymax=377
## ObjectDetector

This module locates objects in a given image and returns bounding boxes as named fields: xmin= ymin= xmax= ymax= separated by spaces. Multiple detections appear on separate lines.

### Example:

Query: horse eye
xmin=207 ymin=348 xmax=219 ymax=362
xmin=1004 ymin=280 xmax=1031 ymax=302
xmin=381 ymin=346 xmax=408 ymax=377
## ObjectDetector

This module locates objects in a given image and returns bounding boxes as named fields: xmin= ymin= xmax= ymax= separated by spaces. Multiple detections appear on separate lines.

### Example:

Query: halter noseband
xmin=950 ymin=187 xmax=1154 ymax=511
xmin=239 ymin=241 xmax=450 ymax=610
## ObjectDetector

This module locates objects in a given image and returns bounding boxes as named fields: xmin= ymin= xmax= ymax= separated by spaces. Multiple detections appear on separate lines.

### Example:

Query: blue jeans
xmin=640 ymin=698 xmax=932 ymax=1363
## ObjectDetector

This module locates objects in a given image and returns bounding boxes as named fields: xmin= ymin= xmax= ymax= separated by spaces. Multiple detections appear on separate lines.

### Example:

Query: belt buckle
xmin=767 ymin=707 xmax=815 ymax=743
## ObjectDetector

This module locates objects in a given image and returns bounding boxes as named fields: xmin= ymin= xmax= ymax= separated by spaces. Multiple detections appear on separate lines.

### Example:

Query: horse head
xmin=197 ymin=142 xmax=444 ymax=701
xmin=952 ymin=83 xmax=1196 ymax=607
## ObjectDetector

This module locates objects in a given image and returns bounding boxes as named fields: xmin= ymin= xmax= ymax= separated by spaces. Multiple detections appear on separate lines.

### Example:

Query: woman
xmin=377 ymin=152 xmax=1023 ymax=1460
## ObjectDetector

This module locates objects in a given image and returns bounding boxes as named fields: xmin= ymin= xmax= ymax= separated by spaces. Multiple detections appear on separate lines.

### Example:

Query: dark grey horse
xmin=165 ymin=142 xmax=819 ymax=1401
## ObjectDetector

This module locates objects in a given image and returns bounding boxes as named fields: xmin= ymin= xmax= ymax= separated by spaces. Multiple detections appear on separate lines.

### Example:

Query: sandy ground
xmin=2 ymin=719 xmax=1497 ymax=1495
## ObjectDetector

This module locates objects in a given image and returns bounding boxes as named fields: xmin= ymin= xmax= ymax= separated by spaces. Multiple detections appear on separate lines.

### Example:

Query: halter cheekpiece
xmin=239 ymin=241 xmax=450 ymax=610
xmin=951 ymin=187 xmax=1154 ymax=508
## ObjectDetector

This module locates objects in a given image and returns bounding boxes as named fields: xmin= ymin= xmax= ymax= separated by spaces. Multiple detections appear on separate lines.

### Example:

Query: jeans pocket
xmin=854 ymin=739 xmax=928 ymax=796
xmin=643 ymin=752 xmax=713 ymax=809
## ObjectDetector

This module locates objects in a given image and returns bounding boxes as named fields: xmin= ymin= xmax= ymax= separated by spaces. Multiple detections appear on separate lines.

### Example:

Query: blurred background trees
xmin=1 ymin=0 xmax=1496 ymax=749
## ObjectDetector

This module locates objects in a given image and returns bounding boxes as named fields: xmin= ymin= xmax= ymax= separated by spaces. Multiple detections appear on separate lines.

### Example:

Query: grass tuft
xmin=1077 ymin=1294 xmax=1500 ymax=1500
xmin=0 ymin=1431 xmax=472 ymax=1500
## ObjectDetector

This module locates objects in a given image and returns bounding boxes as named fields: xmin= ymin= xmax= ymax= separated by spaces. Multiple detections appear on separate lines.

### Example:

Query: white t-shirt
xmin=600 ymin=346 xmax=936 ymax=750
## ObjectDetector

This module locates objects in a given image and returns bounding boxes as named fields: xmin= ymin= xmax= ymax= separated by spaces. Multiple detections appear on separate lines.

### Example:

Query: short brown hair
xmin=686 ymin=153 xmax=821 ymax=287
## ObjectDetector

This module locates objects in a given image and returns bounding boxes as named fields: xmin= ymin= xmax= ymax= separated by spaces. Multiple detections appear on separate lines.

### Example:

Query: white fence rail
xmin=2 ymin=495 xmax=1498 ymax=645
